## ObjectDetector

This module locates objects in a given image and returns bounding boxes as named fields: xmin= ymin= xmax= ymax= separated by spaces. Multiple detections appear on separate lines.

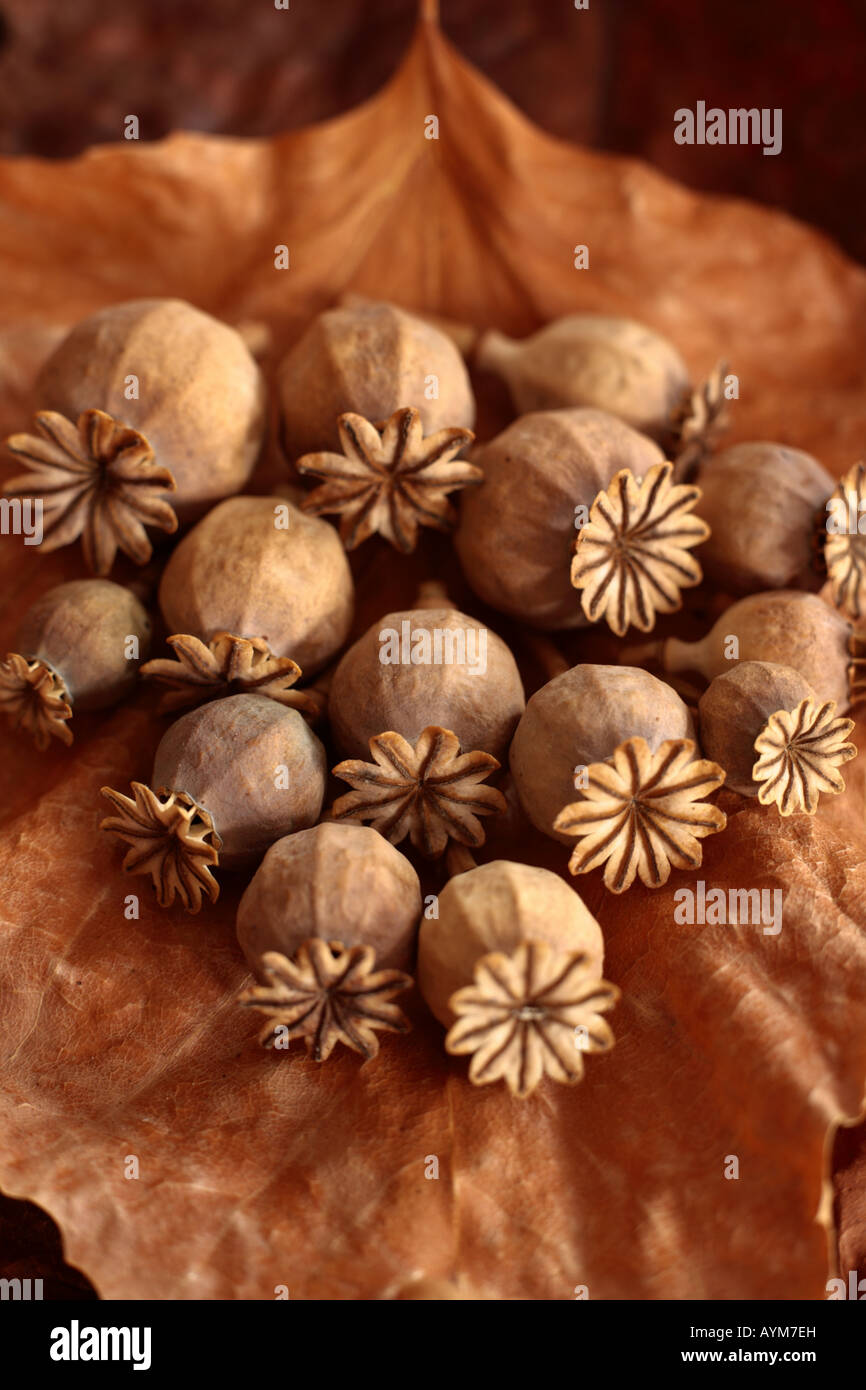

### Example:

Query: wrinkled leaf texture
xmin=1 ymin=10 xmax=866 ymax=1299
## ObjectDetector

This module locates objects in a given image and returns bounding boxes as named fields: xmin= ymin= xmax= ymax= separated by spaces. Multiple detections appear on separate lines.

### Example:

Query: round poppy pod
xmin=455 ymin=408 xmax=665 ymax=629
xmin=657 ymin=590 xmax=856 ymax=710
xmin=698 ymin=661 xmax=816 ymax=796
xmin=694 ymin=442 xmax=835 ymax=594
xmin=36 ymin=298 xmax=267 ymax=521
xmin=158 ymin=495 xmax=354 ymax=675
xmin=236 ymin=823 xmax=421 ymax=974
xmin=14 ymin=579 xmax=150 ymax=711
xmin=509 ymin=664 xmax=695 ymax=841
xmin=418 ymin=859 xmax=605 ymax=1029
xmin=277 ymin=299 xmax=475 ymax=458
xmin=1 ymin=579 xmax=151 ymax=750
xmin=328 ymin=604 xmax=525 ymax=760
xmin=151 ymin=694 xmax=327 ymax=868
xmin=696 ymin=660 xmax=856 ymax=816
xmin=475 ymin=314 xmax=689 ymax=440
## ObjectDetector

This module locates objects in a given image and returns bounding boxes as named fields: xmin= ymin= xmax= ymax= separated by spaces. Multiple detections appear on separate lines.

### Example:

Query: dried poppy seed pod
xmin=0 ymin=579 xmax=151 ymax=750
xmin=331 ymin=725 xmax=506 ymax=857
xmin=418 ymin=858 xmax=618 ymax=1098
xmin=328 ymin=598 xmax=524 ymax=761
xmin=554 ymin=735 xmax=726 ymax=893
xmin=455 ymin=408 xmax=665 ymax=629
xmin=693 ymin=442 xmax=836 ymax=594
xmin=295 ymin=407 xmax=479 ymax=553
xmin=510 ymin=664 xmax=696 ymax=842
xmin=140 ymin=632 xmax=324 ymax=718
xmin=100 ymin=693 xmax=327 ymax=912
xmin=475 ymin=315 xmax=689 ymax=441
xmin=698 ymin=661 xmax=856 ymax=814
xmin=236 ymin=824 xmax=420 ymax=1061
xmin=4 ymin=410 xmax=178 ymax=576
xmin=824 ymin=462 xmax=866 ymax=621
xmin=33 ymin=298 xmax=266 ymax=524
xmin=157 ymin=495 xmax=354 ymax=675
xmin=569 ymin=460 xmax=709 ymax=635
xmin=632 ymin=590 xmax=860 ymax=711
xmin=277 ymin=299 xmax=475 ymax=458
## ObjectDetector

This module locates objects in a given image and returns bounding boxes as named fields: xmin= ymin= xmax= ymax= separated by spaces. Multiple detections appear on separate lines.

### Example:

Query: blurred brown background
xmin=0 ymin=0 xmax=864 ymax=263
xmin=0 ymin=0 xmax=864 ymax=1300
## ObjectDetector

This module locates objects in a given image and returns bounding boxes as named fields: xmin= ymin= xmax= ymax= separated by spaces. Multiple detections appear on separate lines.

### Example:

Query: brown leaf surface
xmin=1 ymin=12 xmax=866 ymax=1300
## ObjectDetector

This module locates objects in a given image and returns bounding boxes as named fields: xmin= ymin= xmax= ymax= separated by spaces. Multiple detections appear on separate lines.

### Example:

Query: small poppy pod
xmin=277 ymin=298 xmax=476 ymax=458
xmin=698 ymin=661 xmax=857 ymax=814
xmin=34 ymin=298 xmax=267 ymax=523
xmin=454 ymin=408 xmax=666 ymax=629
xmin=417 ymin=859 xmax=618 ymax=1098
xmin=157 ymin=494 xmax=354 ymax=676
xmin=636 ymin=590 xmax=861 ymax=712
xmin=328 ymin=604 xmax=525 ymax=761
xmin=693 ymin=442 xmax=836 ymax=595
xmin=475 ymin=314 xmax=690 ymax=441
xmin=824 ymin=461 xmax=866 ymax=622
xmin=0 ymin=579 xmax=151 ymax=750
xmin=509 ymin=664 xmax=696 ymax=842
xmin=100 ymin=693 xmax=327 ymax=912
xmin=235 ymin=824 xmax=421 ymax=1062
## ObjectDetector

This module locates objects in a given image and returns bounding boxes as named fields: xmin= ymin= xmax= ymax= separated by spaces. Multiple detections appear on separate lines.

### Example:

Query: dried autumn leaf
xmin=296 ymin=407 xmax=478 ymax=552
xmin=1 ymin=10 xmax=866 ymax=1301
xmin=331 ymin=725 xmax=505 ymax=857
xmin=570 ymin=462 xmax=710 ymax=636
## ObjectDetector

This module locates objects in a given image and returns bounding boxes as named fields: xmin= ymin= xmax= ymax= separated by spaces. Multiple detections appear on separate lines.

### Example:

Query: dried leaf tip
xmin=100 ymin=782 xmax=220 ymax=912
xmin=554 ymin=737 xmax=726 ymax=893
xmin=238 ymin=944 xmax=412 ymax=1062
xmin=570 ymin=461 xmax=710 ymax=636
xmin=4 ymin=409 xmax=177 ymax=575
xmin=752 ymin=698 xmax=856 ymax=815
xmin=825 ymin=462 xmax=866 ymax=621
xmin=331 ymin=725 xmax=505 ymax=857
xmin=446 ymin=942 xmax=618 ymax=1099
xmin=296 ymin=406 xmax=478 ymax=552
xmin=0 ymin=653 xmax=72 ymax=750
xmin=140 ymin=632 xmax=320 ymax=716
